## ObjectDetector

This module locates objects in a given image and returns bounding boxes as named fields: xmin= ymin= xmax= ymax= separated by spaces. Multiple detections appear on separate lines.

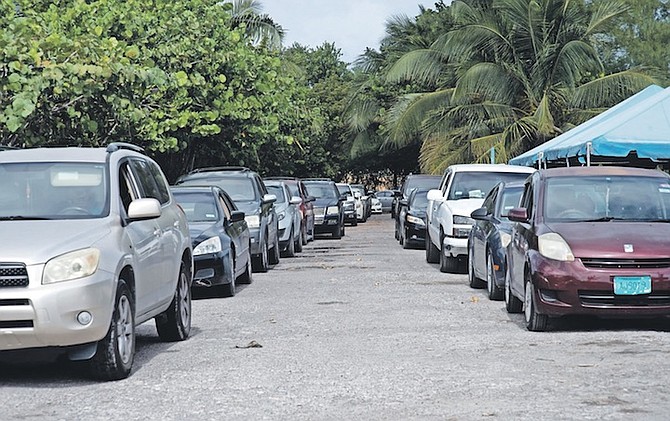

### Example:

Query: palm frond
xmin=385 ymin=49 xmax=447 ymax=85
xmin=385 ymin=89 xmax=454 ymax=147
xmin=453 ymin=62 xmax=519 ymax=104
xmin=585 ymin=0 xmax=629 ymax=37
xmin=571 ymin=69 xmax=658 ymax=109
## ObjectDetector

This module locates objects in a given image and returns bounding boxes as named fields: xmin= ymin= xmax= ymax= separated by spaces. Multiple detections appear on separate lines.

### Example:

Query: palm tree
xmin=385 ymin=0 xmax=657 ymax=173
xmin=229 ymin=0 xmax=284 ymax=49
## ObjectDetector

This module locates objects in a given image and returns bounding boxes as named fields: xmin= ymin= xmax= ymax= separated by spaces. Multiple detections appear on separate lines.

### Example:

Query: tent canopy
xmin=509 ymin=85 xmax=669 ymax=167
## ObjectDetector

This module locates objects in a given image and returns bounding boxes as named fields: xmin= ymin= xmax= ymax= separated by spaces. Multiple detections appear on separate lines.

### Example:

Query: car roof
xmin=446 ymin=164 xmax=535 ymax=174
xmin=0 ymin=146 xmax=121 ymax=163
xmin=170 ymin=185 xmax=219 ymax=194
xmin=539 ymin=166 xmax=668 ymax=178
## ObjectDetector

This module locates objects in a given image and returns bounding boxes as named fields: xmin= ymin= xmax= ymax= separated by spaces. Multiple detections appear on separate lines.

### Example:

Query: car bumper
xmin=313 ymin=215 xmax=340 ymax=233
xmin=193 ymin=253 xmax=230 ymax=287
xmin=0 ymin=267 xmax=115 ymax=351
xmin=248 ymin=227 xmax=262 ymax=255
xmin=443 ymin=236 xmax=468 ymax=258
xmin=343 ymin=211 xmax=357 ymax=223
xmin=371 ymin=204 xmax=382 ymax=214
xmin=405 ymin=222 xmax=426 ymax=244
xmin=530 ymin=253 xmax=670 ymax=317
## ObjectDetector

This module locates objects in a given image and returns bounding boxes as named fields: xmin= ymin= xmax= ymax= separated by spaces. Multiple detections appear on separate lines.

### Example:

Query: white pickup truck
xmin=425 ymin=164 xmax=535 ymax=273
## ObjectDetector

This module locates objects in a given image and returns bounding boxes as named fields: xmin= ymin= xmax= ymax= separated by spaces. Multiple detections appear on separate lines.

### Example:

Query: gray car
xmin=264 ymin=180 xmax=302 ymax=257
xmin=0 ymin=143 xmax=193 ymax=380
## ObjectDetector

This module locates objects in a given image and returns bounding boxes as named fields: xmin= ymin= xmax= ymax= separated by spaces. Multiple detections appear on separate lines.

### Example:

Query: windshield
xmin=172 ymin=192 xmax=219 ymax=222
xmin=404 ymin=177 xmax=440 ymax=196
xmin=544 ymin=176 xmax=670 ymax=222
xmin=181 ymin=177 xmax=256 ymax=202
xmin=266 ymin=185 xmax=287 ymax=203
xmin=499 ymin=187 xmax=523 ymax=219
xmin=305 ymin=183 xmax=338 ymax=199
xmin=336 ymin=184 xmax=352 ymax=195
xmin=410 ymin=190 xmax=430 ymax=209
xmin=448 ymin=172 xmax=530 ymax=200
xmin=0 ymin=162 xmax=108 ymax=220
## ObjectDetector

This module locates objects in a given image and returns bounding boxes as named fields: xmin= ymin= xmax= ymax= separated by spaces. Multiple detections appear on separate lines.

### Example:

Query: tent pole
xmin=490 ymin=147 xmax=495 ymax=164
xmin=537 ymin=152 xmax=544 ymax=169
xmin=586 ymin=142 xmax=592 ymax=167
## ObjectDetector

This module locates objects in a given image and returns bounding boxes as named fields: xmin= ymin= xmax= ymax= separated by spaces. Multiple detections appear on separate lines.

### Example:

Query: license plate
xmin=613 ymin=276 xmax=652 ymax=295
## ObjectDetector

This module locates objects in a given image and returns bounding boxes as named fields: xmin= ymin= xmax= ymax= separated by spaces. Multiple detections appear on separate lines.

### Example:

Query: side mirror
xmin=426 ymin=189 xmax=443 ymax=202
xmin=230 ymin=210 xmax=245 ymax=223
xmin=128 ymin=198 xmax=161 ymax=221
xmin=470 ymin=207 xmax=490 ymax=221
xmin=263 ymin=193 xmax=277 ymax=204
xmin=289 ymin=196 xmax=302 ymax=205
xmin=507 ymin=207 xmax=529 ymax=223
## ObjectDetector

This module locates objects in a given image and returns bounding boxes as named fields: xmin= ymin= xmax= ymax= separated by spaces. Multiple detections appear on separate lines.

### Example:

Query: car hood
xmin=274 ymin=202 xmax=289 ymax=214
xmin=546 ymin=222 xmax=670 ymax=259
xmin=233 ymin=201 xmax=260 ymax=215
xmin=408 ymin=209 xmax=427 ymax=219
xmin=446 ymin=198 xmax=485 ymax=217
xmin=188 ymin=222 xmax=219 ymax=245
xmin=313 ymin=198 xmax=338 ymax=208
xmin=0 ymin=220 xmax=111 ymax=265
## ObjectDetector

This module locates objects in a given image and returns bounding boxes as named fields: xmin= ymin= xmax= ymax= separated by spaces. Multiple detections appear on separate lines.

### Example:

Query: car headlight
xmin=43 ymin=248 xmax=100 ymax=284
xmin=538 ymin=232 xmax=574 ymax=262
xmin=326 ymin=206 xmax=339 ymax=215
xmin=193 ymin=236 xmax=222 ymax=256
xmin=406 ymin=215 xmax=425 ymax=226
xmin=500 ymin=232 xmax=512 ymax=248
xmin=245 ymin=214 xmax=260 ymax=228
xmin=453 ymin=215 xmax=475 ymax=225
xmin=277 ymin=212 xmax=285 ymax=221
xmin=343 ymin=202 xmax=354 ymax=211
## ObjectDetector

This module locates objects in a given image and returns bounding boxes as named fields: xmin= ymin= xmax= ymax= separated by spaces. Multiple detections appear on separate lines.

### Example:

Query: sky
xmin=262 ymin=1 xmax=429 ymax=64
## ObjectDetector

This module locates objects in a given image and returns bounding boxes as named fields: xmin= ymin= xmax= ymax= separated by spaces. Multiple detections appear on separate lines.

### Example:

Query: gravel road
xmin=2 ymin=215 xmax=670 ymax=420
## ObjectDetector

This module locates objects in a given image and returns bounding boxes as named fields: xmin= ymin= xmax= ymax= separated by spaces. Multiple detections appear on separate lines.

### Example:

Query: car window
xmin=0 ymin=162 xmax=108 ymax=219
xmin=544 ymin=176 xmax=670 ymax=222
xmin=410 ymin=190 xmax=429 ymax=208
xmin=336 ymin=184 xmax=352 ymax=195
xmin=266 ymin=185 xmax=287 ymax=203
xmin=172 ymin=191 xmax=219 ymax=222
xmin=305 ymin=183 xmax=338 ymax=199
xmin=499 ymin=187 xmax=523 ymax=219
xmin=180 ymin=177 xmax=257 ymax=202
xmin=448 ymin=172 xmax=530 ymax=200
xmin=119 ymin=161 xmax=140 ymax=214
xmin=482 ymin=186 xmax=497 ymax=215
xmin=217 ymin=194 xmax=232 ymax=220
xmin=130 ymin=159 xmax=170 ymax=205
xmin=521 ymin=182 xmax=534 ymax=219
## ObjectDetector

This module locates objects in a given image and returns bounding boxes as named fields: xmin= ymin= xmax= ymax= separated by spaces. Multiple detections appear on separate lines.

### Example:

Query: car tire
xmin=219 ymin=253 xmax=236 ymax=297
xmin=301 ymin=223 xmax=308 ymax=246
xmin=237 ymin=252 xmax=253 ymax=285
xmin=439 ymin=236 xmax=459 ymax=273
xmin=352 ymin=218 xmax=358 ymax=227
xmin=283 ymin=230 xmax=296 ymax=258
xmin=269 ymin=232 xmax=280 ymax=265
xmin=89 ymin=279 xmax=134 ymax=380
xmin=156 ymin=263 xmax=192 ymax=341
xmin=505 ymin=267 xmax=523 ymax=313
xmin=402 ymin=229 xmax=411 ymax=249
xmin=486 ymin=252 xmax=504 ymax=301
xmin=525 ymin=279 xmax=549 ymax=331
xmin=332 ymin=223 xmax=342 ymax=239
xmin=295 ymin=226 xmax=303 ymax=253
xmin=425 ymin=229 xmax=439 ymax=263
xmin=252 ymin=238 xmax=269 ymax=273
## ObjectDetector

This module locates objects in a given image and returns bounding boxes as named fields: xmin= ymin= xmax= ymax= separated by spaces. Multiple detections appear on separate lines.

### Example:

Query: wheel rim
xmin=178 ymin=271 xmax=191 ymax=326
xmin=468 ymin=247 xmax=474 ymax=281
xmin=262 ymin=239 xmax=268 ymax=268
xmin=505 ymin=272 xmax=511 ymax=305
xmin=487 ymin=255 xmax=494 ymax=295
xmin=524 ymin=281 xmax=532 ymax=323
xmin=115 ymin=295 xmax=133 ymax=364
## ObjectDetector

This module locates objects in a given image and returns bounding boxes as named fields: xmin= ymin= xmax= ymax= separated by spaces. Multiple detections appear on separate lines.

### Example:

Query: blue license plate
xmin=613 ymin=276 xmax=652 ymax=295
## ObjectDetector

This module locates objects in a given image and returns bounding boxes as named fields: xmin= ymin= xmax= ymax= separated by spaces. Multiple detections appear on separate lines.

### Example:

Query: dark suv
xmin=393 ymin=174 xmax=441 ymax=240
xmin=177 ymin=167 xmax=279 ymax=272
xmin=302 ymin=179 xmax=345 ymax=239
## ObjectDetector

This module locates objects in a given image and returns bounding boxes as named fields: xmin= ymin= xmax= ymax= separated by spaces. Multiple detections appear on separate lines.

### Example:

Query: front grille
xmin=579 ymin=290 xmax=670 ymax=307
xmin=0 ymin=264 xmax=29 ymax=287
xmin=580 ymin=258 xmax=670 ymax=269
xmin=0 ymin=320 xmax=33 ymax=328
xmin=0 ymin=299 xmax=30 ymax=306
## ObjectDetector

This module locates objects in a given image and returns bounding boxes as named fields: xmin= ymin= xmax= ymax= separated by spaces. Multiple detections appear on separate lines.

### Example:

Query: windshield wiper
xmin=580 ymin=216 xmax=627 ymax=222
xmin=0 ymin=215 xmax=53 ymax=221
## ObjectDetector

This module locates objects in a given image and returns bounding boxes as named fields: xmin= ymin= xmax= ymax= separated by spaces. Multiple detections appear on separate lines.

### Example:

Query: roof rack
xmin=263 ymin=176 xmax=299 ymax=180
xmin=189 ymin=166 xmax=251 ymax=174
xmin=107 ymin=142 xmax=144 ymax=154
xmin=301 ymin=178 xmax=333 ymax=181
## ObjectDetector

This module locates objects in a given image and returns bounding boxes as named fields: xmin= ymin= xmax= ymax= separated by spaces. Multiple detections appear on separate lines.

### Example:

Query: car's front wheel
xmin=269 ymin=231 xmax=280 ymax=265
xmin=425 ymin=230 xmax=439 ymax=263
xmin=439 ymin=234 xmax=458 ymax=273
xmin=525 ymin=279 xmax=549 ymax=331
xmin=90 ymin=279 xmax=134 ymax=380
xmin=505 ymin=267 xmax=523 ymax=313
xmin=252 ymin=238 xmax=269 ymax=273
xmin=283 ymin=229 xmax=296 ymax=258
xmin=237 ymin=250 xmax=253 ymax=285
xmin=156 ymin=263 xmax=192 ymax=341
xmin=467 ymin=244 xmax=485 ymax=288
xmin=486 ymin=252 xmax=504 ymax=301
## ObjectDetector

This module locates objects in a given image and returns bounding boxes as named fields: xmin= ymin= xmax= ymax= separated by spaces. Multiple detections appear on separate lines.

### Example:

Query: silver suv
xmin=0 ymin=143 xmax=193 ymax=380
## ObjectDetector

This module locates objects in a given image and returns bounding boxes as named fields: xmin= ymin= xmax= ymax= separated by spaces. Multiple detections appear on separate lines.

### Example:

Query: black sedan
xmin=467 ymin=181 xmax=524 ymax=300
xmin=171 ymin=185 xmax=253 ymax=297
xmin=398 ymin=188 xmax=430 ymax=249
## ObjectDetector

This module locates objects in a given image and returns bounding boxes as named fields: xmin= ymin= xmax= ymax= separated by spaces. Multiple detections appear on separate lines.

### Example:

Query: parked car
xmin=505 ymin=167 xmax=670 ymax=331
xmin=398 ymin=188 xmax=431 ymax=249
xmin=303 ymin=179 xmax=345 ymax=239
xmin=264 ymin=177 xmax=315 ymax=244
xmin=0 ymin=143 xmax=193 ymax=380
xmin=468 ymin=181 xmax=524 ymax=300
xmin=351 ymin=184 xmax=371 ymax=220
xmin=426 ymin=164 xmax=534 ymax=273
xmin=264 ymin=180 xmax=303 ymax=257
xmin=171 ymin=186 xmax=252 ymax=297
xmin=336 ymin=183 xmax=359 ymax=226
xmin=375 ymin=190 xmax=396 ymax=213
xmin=370 ymin=194 xmax=383 ymax=214
xmin=176 ymin=167 xmax=279 ymax=273
xmin=394 ymin=174 xmax=441 ymax=241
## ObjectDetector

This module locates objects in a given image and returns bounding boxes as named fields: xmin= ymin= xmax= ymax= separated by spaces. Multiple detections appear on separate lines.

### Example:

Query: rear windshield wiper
xmin=0 ymin=215 xmax=53 ymax=221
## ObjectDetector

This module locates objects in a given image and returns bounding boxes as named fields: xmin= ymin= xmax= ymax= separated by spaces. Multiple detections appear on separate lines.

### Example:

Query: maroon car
xmin=505 ymin=167 xmax=670 ymax=331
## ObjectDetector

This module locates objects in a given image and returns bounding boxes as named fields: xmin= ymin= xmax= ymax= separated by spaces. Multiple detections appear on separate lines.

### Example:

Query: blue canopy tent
xmin=509 ymin=85 xmax=669 ymax=168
